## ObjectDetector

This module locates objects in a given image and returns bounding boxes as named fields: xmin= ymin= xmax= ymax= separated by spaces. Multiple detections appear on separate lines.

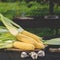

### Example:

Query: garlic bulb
xmin=21 ymin=52 xmax=29 ymax=58
xmin=29 ymin=52 xmax=38 ymax=59
xmin=37 ymin=50 xmax=45 ymax=57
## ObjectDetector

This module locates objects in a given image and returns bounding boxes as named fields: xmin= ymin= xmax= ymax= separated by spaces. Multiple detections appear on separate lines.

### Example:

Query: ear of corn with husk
xmin=13 ymin=41 xmax=35 ymax=50
xmin=0 ymin=14 xmax=45 ymax=50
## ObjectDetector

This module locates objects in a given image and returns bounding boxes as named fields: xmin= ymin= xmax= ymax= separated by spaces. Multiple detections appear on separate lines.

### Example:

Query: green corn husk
xmin=0 ymin=31 xmax=15 ymax=49
xmin=3 ymin=16 xmax=21 ymax=28
xmin=0 ymin=14 xmax=24 ymax=36
xmin=0 ymin=40 xmax=13 ymax=49
xmin=0 ymin=31 xmax=15 ymax=48
xmin=3 ymin=16 xmax=24 ymax=33
xmin=44 ymin=38 xmax=60 ymax=45
xmin=0 ymin=13 xmax=24 ymax=49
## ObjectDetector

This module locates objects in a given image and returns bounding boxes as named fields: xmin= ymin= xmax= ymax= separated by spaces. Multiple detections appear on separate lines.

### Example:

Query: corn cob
xmin=21 ymin=30 xmax=43 ymax=44
xmin=16 ymin=33 xmax=35 ymax=45
xmin=0 ymin=14 xmax=43 ymax=44
xmin=13 ymin=41 xmax=35 ymax=50
xmin=16 ymin=33 xmax=45 ymax=49
xmin=0 ymin=14 xmax=45 ymax=50
xmin=34 ymin=41 xmax=45 ymax=49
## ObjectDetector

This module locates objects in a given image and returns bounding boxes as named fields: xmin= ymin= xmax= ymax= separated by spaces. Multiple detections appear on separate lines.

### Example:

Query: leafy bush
xmin=0 ymin=1 xmax=49 ymax=18
xmin=0 ymin=1 xmax=60 ymax=19
xmin=0 ymin=0 xmax=16 ymax=2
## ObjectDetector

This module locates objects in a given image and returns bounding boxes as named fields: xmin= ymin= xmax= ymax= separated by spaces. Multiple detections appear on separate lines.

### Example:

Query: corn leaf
xmin=0 ymin=14 xmax=24 ymax=36
xmin=0 ymin=41 xmax=13 ymax=49
xmin=0 ymin=31 xmax=15 ymax=49
xmin=0 ymin=14 xmax=18 ymax=36
xmin=44 ymin=38 xmax=60 ymax=45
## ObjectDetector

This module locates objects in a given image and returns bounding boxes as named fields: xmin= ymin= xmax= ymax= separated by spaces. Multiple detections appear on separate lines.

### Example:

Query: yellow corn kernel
xmin=34 ymin=40 xmax=45 ymax=49
xmin=13 ymin=41 xmax=35 ymax=50
xmin=16 ymin=33 xmax=35 ymax=45
xmin=21 ymin=30 xmax=43 ymax=43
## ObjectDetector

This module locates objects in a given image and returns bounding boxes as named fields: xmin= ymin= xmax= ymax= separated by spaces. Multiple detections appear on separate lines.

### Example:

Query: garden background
xmin=0 ymin=0 xmax=60 ymax=37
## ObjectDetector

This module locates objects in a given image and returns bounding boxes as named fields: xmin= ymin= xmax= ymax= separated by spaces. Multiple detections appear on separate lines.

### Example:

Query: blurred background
xmin=0 ymin=0 xmax=60 ymax=37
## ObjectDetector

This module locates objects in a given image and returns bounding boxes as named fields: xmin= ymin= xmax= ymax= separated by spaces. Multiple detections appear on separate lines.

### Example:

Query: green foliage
xmin=0 ymin=26 xmax=56 ymax=37
xmin=25 ymin=28 xmax=55 ymax=37
xmin=0 ymin=28 xmax=15 ymax=49
xmin=0 ymin=1 xmax=60 ymax=19
xmin=0 ymin=0 xmax=16 ymax=2
xmin=54 ymin=6 xmax=60 ymax=15
xmin=0 ymin=2 xmax=17 ymax=18
xmin=0 ymin=1 xmax=49 ymax=19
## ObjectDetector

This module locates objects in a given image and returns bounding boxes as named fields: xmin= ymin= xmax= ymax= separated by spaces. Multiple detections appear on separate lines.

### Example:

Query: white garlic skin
xmin=37 ymin=50 xmax=45 ymax=57
xmin=21 ymin=52 xmax=29 ymax=58
xmin=29 ymin=52 xmax=38 ymax=59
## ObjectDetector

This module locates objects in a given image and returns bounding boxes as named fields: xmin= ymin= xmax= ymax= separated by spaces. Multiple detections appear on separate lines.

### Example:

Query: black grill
xmin=0 ymin=39 xmax=60 ymax=60
xmin=0 ymin=49 xmax=60 ymax=60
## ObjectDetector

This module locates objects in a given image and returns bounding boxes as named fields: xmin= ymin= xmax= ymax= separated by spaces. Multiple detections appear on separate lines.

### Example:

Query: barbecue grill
xmin=0 ymin=36 xmax=60 ymax=60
